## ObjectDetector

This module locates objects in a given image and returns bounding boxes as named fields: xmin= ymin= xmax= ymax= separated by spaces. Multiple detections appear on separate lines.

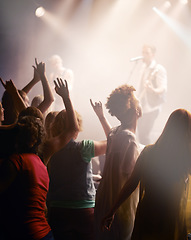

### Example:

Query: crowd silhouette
xmin=0 ymin=56 xmax=191 ymax=240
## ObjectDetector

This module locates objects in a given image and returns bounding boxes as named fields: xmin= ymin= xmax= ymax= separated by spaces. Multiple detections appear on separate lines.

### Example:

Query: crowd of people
xmin=0 ymin=45 xmax=191 ymax=240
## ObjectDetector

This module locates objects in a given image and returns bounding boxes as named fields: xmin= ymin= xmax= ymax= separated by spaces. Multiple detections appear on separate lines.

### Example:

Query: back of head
xmin=51 ymin=109 xmax=83 ymax=138
xmin=18 ymin=107 xmax=44 ymax=122
xmin=155 ymin=109 xmax=191 ymax=177
xmin=15 ymin=116 xmax=45 ymax=154
xmin=106 ymin=84 xmax=142 ymax=124
xmin=157 ymin=109 xmax=191 ymax=146
xmin=51 ymin=110 xmax=67 ymax=137
xmin=2 ymin=90 xmax=29 ymax=125
xmin=45 ymin=111 xmax=59 ymax=138
xmin=2 ymin=90 xmax=17 ymax=125
xmin=31 ymin=95 xmax=43 ymax=108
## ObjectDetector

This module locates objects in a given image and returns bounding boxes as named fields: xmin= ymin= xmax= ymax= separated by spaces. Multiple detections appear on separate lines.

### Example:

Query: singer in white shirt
xmin=137 ymin=44 xmax=167 ymax=145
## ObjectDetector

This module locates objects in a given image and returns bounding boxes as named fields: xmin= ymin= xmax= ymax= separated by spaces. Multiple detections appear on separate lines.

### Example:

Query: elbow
xmin=45 ymin=96 xmax=54 ymax=107
xmin=48 ymin=95 xmax=54 ymax=104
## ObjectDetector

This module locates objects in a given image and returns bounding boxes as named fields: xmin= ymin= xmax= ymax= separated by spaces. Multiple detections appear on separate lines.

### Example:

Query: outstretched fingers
xmin=0 ymin=78 xmax=6 ymax=89
xmin=35 ymin=58 xmax=38 ymax=66
xmin=90 ymin=99 xmax=94 ymax=108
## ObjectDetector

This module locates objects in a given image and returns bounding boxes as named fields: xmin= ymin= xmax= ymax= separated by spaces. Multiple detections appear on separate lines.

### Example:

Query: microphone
xmin=130 ymin=56 xmax=143 ymax=62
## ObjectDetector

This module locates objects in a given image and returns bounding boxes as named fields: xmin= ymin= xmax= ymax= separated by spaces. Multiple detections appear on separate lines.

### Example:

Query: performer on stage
xmin=137 ymin=44 xmax=167 ymax=145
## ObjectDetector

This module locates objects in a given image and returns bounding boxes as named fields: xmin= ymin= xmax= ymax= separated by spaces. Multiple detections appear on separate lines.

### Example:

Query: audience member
xmin=44 ymin=111 xmax=59 ymax=139
xmin=46 ymin=99 xmax=111 ymax=240
xmin=94 ymin=84 xmax=142 ymax=240
xmin=1 ymin=58 xmax=54 ymax=125
xmin=40 ymin=78 xmax=79 ymax=165
xmin=137 ymin=44 xmax=167 ymax=145
xmin=103 ymin=108 xmax=191 ymax=240
xmin=0 ymin=114 xmax=54 ymax=240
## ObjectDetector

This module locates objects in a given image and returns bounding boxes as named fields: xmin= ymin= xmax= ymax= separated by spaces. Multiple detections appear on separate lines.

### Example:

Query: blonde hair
xmin=51 ymin=110 xmax=83 ymax=137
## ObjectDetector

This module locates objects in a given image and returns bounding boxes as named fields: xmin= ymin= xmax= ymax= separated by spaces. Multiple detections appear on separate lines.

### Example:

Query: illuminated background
xmin=1 ymin=0 xmax=191 ymax=142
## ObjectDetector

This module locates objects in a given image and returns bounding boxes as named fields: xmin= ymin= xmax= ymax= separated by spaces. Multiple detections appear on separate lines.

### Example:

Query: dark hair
xmin=18 ymin=107 xmax=44 ymax=122
xmin=2 ymin=90 xmax=17 ymax=125
xmin=15 ymin=116 xmax=45 ymax=154
xmin=2 ymin=90 xmax=28 ymax=125
xmin=155 ymin=109 xmax=191 ymax=178
xmin=106 ymin=84 xmax=137 ymax=117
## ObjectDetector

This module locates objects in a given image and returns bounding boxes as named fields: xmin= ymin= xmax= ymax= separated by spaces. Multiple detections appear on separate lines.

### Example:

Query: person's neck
xmin=146 ymin=58 xmax=155 ymax=67
xmin=121 ymin=121 xmax=137 ymax=133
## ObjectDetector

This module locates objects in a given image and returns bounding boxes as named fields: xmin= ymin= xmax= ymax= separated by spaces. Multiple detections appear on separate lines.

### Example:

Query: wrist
xmin=98 ymin=115 xmax=105 ymax=120
xmin=62 ymin=96 xmax=70 ymax=102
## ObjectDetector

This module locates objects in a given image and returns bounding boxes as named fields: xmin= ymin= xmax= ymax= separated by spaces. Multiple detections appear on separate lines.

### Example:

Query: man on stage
xmin=137 ymin=44 xmax=167 ymax=145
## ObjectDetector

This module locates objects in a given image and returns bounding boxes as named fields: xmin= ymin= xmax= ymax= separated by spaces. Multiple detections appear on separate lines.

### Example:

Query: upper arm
xmin=94 ymin=140 xmax=107 ymax=157
xmin=37 ymin=101 xmax=50 ymax=114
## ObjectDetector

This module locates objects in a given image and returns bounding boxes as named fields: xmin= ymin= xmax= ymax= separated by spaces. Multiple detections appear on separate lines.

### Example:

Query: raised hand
xmin=90 ymin=99 xmax=104 ymax=119
xmin=32 ymin=58 xmax=44 ymax=83
xmin=0 ymin=77 xmax=6 ymax=89
xmin=54 ymin=78 xmax=69 ymax=99
xmin=0 ymin=78 xmax=17 ymax=94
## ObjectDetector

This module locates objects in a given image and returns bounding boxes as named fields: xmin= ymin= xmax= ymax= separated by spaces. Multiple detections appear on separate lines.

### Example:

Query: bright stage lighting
xmin=164 ymin=1 xmax=172 ymax=9
xmin=152 ymin=6 xmax=191 ymax=50
xmin=180 ymin=0 xmax=188 ymax=4
xmin=35 ymin=7 xmax=45 ymax=18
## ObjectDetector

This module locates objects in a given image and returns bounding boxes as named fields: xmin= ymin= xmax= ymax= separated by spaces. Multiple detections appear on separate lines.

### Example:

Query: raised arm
xmin=54 ymin=78 xmax=79 ymax=134
xmin=34 ymin=58 xmax=54 ymax=113
xmin=0 ymin=78 xmax=27 ymax=114
xmin=90 ymin=99 xmax=112 ymax=137
xmin=43 ymin=78 xmax=79 ymax=165
xmin=90 ymin=99 xmax=112 ymax=157
xmin=21 ymin=58 xmax=41 ymax=94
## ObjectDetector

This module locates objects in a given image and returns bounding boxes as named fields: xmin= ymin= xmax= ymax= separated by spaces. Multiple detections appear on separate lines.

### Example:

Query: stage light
xmin=164 ymin=1 xmax=172 ymax=9
xmin=180 ymin=0 xmax=188 ymax=4
xmin=35 ymin=7 xmax=45 ymax=18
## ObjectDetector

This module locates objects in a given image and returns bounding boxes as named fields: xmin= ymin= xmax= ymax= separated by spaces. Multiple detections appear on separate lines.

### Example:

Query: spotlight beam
xmin=153 ymin=7 xmax=191 ymax=49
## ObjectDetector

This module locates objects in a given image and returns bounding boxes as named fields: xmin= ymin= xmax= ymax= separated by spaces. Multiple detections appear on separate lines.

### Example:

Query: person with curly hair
xmin=94 ymin=84 xmax=142 ymax=240
xmin=0 ymin=115 xmax=54 ymax=240
xmin=0 ymin=78 xmax=78 ymax=240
